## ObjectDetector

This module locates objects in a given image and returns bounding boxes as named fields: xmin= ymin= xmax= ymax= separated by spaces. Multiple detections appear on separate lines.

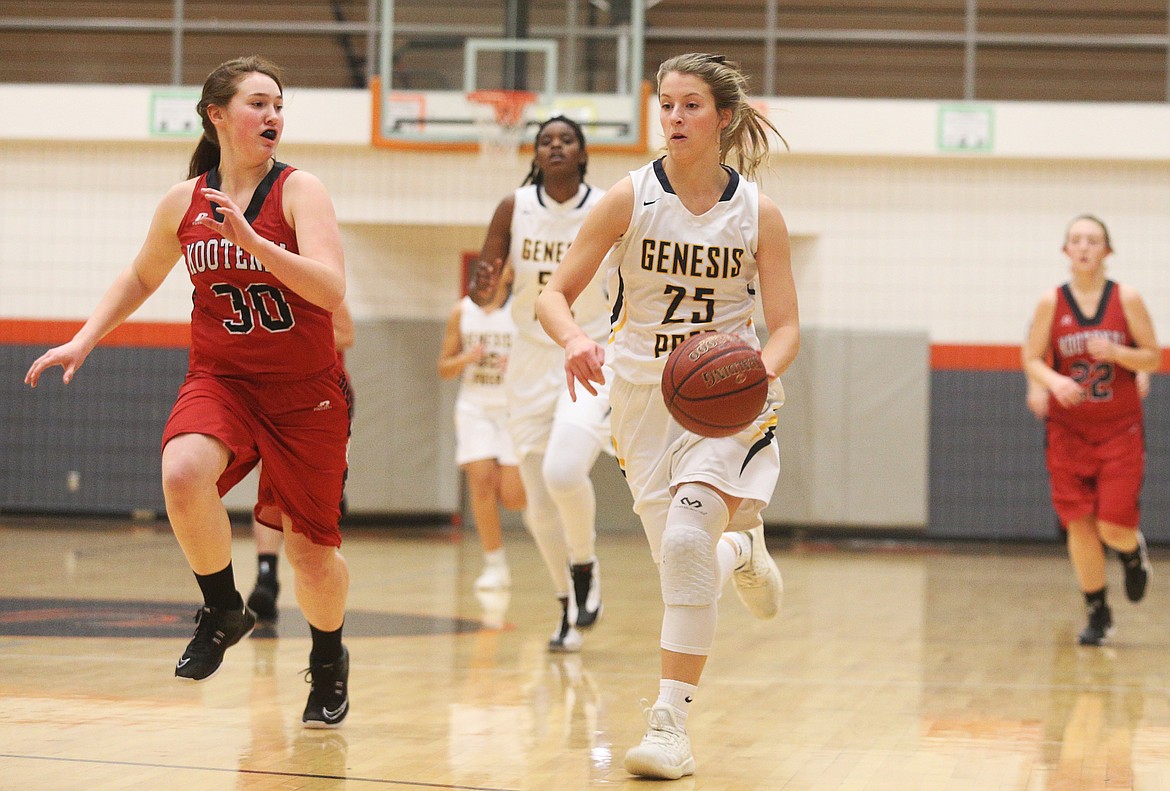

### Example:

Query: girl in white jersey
xmin=469 ymin=117 xmax=611 ymax=653
xmin=438 ymin=266 xmax=525 ymax=596
xmin=537 ymin=54 xmax=800 ymax=780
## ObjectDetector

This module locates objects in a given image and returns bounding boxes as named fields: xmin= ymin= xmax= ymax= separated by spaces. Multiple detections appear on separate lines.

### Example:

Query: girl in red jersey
xmin=1023 ymin=214 xmax=1159 ymax=646
xmin=25 ymin=56 xmax=352 ymax=725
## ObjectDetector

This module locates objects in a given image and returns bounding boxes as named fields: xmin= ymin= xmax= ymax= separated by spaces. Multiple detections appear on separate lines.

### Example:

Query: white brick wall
xmin=4 ymin=86 xmax=1169 ymax=347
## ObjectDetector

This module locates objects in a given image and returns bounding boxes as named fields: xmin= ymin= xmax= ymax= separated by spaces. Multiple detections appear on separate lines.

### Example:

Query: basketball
xmin=661 ymin=332 xmax=769 ymax=438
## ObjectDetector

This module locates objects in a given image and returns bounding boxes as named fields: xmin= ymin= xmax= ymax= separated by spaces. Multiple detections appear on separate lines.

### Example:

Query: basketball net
xmin=467 ymin=89 xmax=537 ymax=161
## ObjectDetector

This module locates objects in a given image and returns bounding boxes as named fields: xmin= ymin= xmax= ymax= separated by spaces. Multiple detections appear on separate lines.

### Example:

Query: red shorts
xmin=1045 ymin=417 xmax=1144 ymax=529
xmin=161 ymin=364 xmax=352 ymax=547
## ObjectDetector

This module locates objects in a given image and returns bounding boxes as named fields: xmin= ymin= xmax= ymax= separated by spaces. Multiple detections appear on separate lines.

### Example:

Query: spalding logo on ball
xmin=661 ymin=332 xmax=768 ymax=437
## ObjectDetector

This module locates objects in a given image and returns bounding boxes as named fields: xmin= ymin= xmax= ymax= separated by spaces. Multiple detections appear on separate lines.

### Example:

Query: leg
xmin=1100 ymin=520 xmax=1150 ymax=603
xmin=464 ymin=459 xmax=512 ymax=590
xmin=626 ymin=482 xmax=740 ymax=780
xmin=659 ymin=483 xmax=741 ymax=684
xmin=161 ymin=433 xmax=234 ymax=574
xmin=248 ymin=517 xmax=284 ymax=621
xmin=162 ymin=433 xmax=256 ymax=681
xmin=519 ymin=452 xmax=579 ymax=652
xmin=464 ymin=459 xmax=505 ymax=553
xmin=498 ymin=464 xmax=526 ymax=511
xmin=1067 ymin=516 xmax=1106 ymax=593
xmin=520 ymin=452 xmax=570 ymax=594
xmin=284 ymin=525 xmax=351 ymax=728
xmin=723 ymin=515 xmax=784 ymax=620
xmin=1094 ymin=418 xmax=1148 ymax=601
xmin=1066 ymin=516 xmax=1113 ymax=645
xmin=542 ymin=422 xmax=602 ymax=564
xmin=543 ymin=422 xmax=605 ymax=627
xmin=253 ymin=518 xmax=285 ymax=555
xmin=283 ymin=526 xmax=348 ymax=634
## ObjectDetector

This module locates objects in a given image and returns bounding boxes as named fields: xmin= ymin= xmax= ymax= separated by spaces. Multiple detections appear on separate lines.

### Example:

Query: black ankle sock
xmin=195 ymin=563 xmax=241 ymax=610
xmin=1084 ymin=587 xmax=1107 ymax=608
xmin=310 ymin=624 xmax=344 ymax=664
xmin=256 ymin=553 xmax=279 ymax=582
xmin=1117 ymin=547 xmax=1141 ymax=564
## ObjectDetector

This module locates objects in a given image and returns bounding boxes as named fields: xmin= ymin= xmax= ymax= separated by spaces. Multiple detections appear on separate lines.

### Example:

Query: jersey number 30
xmin=212 ymin=282 xmax=295 ymax=334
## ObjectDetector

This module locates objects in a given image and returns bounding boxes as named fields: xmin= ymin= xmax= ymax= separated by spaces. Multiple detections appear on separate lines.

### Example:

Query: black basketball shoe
xmin=1077 ymin=601 xmax=1114 ymax=646
xmin=303 ymin=646 xmax=350 ymax=728
xmin=175 ymin=603 xmax=256 ymax=681
xmin=1119 ymin=533 xmax=1151 ymax=603
xmin=247 ymin=575 xmax=280 ymax=621
xmin=571 ymin=560 xmax=603 ymax=628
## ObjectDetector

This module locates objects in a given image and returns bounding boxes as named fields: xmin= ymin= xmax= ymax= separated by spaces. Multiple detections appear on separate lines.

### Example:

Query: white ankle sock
xmin=658 ymin=679 xmax=698 ymax=728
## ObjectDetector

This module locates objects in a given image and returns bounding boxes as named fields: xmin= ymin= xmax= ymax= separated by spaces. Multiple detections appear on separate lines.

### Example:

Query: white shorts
xmin=505 ymin=335 xmax=614 ymax=459
xmin=454 ymin=397 xmax=518 ymax=466
xmin=610 ymin=375 xmax=781 ymax=560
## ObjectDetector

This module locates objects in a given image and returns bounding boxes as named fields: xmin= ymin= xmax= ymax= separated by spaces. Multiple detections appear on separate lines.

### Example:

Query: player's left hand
xmin=196 ymin=188 xmax=260 ymax=251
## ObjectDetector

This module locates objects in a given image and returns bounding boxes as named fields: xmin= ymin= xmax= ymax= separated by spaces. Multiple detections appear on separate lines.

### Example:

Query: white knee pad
xmin=659 ymin=484 xmax=730 ymax=607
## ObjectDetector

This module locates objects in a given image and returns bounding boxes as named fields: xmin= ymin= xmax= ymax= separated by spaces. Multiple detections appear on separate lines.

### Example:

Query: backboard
xmin=373 ymin=0 xmax=648 ymax=152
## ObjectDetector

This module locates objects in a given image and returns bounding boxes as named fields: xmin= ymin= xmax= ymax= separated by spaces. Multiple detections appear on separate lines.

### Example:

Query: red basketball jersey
xmin=1048 ymin=280 xmax=1141 ymax=432
xmin=177 ymin=163 xmax=336 ymax=380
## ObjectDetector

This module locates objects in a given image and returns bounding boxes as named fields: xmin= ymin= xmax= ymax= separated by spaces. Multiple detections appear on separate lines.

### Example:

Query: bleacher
xmin=1 ymin=0 xmax=1168 ymax=102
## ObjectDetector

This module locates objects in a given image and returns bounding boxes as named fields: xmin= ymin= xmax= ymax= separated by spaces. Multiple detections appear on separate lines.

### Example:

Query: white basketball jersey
xmin=605 ymin=158 xmax=762 ymax=385
xmin=509 ymin=182 xmax=608 ymax=346
xmin=458 ymin=295 xmax=515 ymax=407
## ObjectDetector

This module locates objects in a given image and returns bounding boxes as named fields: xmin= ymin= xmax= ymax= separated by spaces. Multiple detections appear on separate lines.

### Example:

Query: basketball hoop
xmin=467 ymin=89 xmax=538 ymax=160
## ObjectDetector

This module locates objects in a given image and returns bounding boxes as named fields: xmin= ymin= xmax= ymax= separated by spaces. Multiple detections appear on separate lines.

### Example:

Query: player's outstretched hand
xmin=25 ymin=339 xmax=90 ymax=388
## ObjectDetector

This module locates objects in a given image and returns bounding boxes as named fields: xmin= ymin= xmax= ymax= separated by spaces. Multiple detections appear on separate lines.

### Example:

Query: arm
xmin=1025 ymin=378 xmax=1049 ymax=420
xmin=1022 ymin=292 xmax=1084 ymax=408
xmin=754 ymin=195 xmax=800 ymax=380
xmin=467 ymin=194 xmax=515 ymax=306
xmin=1085 ymin=285 xmax=1159 ymax=374
xmin=332 ymin=299 xmax=355 ymax=352
xmin=537 ymin=177 xmax=635 ymax=399
xmin=436 ymin=301 xmax=482 ymax=380
xmin=25 ymin=181 xmax=191 ymax=387
xmin=198 ymin=170 xmax=345 ymax=312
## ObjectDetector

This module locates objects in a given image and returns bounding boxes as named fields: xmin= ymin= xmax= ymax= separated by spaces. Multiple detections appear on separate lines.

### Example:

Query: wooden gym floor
xmin=1 ymin=515 xmax=1169 ymax=790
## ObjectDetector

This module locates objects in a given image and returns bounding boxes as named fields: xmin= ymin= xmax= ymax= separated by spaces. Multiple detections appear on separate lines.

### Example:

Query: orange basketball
xmin=661 ymin=332 xmax=769 ymax=438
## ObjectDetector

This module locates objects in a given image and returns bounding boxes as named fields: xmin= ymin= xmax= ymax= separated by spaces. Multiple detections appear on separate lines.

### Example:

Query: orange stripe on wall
xmin=4 ymin=323 xmax=1168 ymax=372
xmin=931 ymin=344 xmax=1022 ymax=371
xmin=0 ymin=319 xmax=190 ymax=348
xmin=932 ymin=344 xmax=1170 ymax=372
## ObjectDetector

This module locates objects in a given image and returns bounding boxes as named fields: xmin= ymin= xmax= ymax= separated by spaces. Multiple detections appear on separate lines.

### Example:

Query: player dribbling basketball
xmin=536 ymin=53 xmax=799 ymax=780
